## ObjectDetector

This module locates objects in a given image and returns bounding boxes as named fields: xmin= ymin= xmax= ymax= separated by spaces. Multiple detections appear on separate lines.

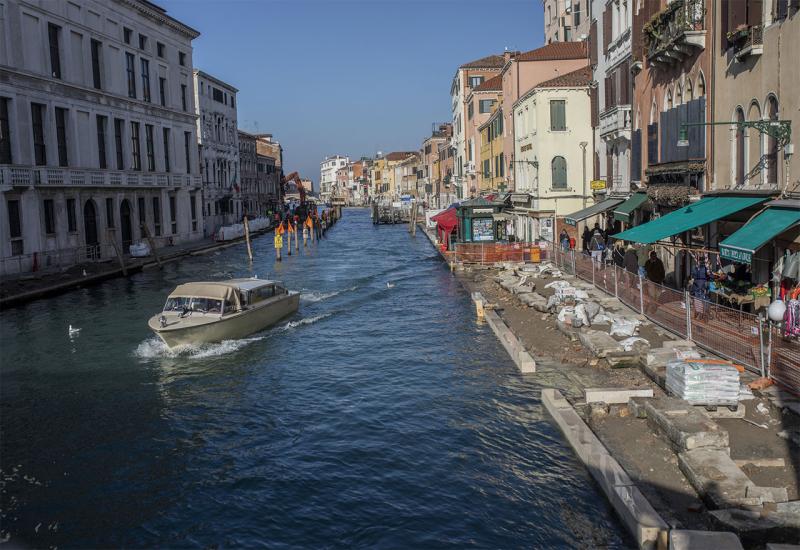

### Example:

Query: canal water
xmin=1 ymin=208 xmax=629 ymax=548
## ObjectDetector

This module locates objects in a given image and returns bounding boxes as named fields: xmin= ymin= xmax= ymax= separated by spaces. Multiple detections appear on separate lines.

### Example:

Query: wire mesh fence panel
xmin=617 ymin=268 xmax=642 ymax=312
xmin=641 ymin=279 xmax=688 ymax=338
xmin=574 ymin=253 xmax=593 ymax=283
xmin=594 ymin=263 xmax=615 ymax=296
xmin=769 ymin=325 xmax=800 ymax=390
xmin=689 ymin=299 xmax=762 ymax=373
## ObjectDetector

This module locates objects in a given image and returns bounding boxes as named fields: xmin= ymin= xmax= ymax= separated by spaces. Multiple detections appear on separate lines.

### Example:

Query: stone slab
xmin=585 ymin=388 xmax=654 ymax=404
xmin=766 ymin=545 xmax=800 ymax=550
xmin=579 ymin=330 xmax=623 ymax=358
xmin=662 ymin=339 xmax=697 ymax=349
xmin=628 ymin=396 xmax=650 ymax=419
xmin=556 ymin=320 xmax=579 ymax=341
xmin=711 ymin=502 xmax=800 ymax=546
xmin=679 ymin=449 xmax=759 ymax=509
xmin=542 ymin=389 xmax=668 ymax=549
xmin=484 ymin=310 xmax=535 ymax=374
xmin=733 ymin=458 xmax=785 ymax=468
xmin=705 ymin=405 xmax=746 ymax=419
xmin=745 ymin=485 xmax=789 ymax=504
xmin=668 ymin=530 xmax=743 ymax=550
xmin=643 ymin=397 xmax=729 ymax=452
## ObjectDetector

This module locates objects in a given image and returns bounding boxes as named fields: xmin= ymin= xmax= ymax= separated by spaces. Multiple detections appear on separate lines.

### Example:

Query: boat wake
xmin=281 ymin=313 xmax=332 ymax=330
xmin=134 ymin=336 xmax=265 ymax=359
xmin=300 ymin=286 xmax=357 ymax=303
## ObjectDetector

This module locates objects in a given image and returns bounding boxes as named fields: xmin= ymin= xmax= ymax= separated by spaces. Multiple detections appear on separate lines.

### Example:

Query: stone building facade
xmin=0 ymin=0 xmax=202 ymax=275
xmin=543 ymin=0 xmax=592 ymax=43
xmin=194 ymin=69 xmax=238 ymax=233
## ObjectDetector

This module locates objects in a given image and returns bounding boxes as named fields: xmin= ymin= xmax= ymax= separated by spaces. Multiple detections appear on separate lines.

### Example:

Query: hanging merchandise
xmin=782 ymin=251 xmax=800 ymax=281
xmin=784 ymin=299 xmax=800 ymax=338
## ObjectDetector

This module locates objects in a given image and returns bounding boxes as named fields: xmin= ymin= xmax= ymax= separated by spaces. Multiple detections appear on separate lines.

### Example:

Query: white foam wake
xmin=134 ymin=336 xmax=265 ymax=359
xmin=281 ymin=313 xmax=332 ymax=330
xmin=300 ymin=285 xmax=357 ymax=303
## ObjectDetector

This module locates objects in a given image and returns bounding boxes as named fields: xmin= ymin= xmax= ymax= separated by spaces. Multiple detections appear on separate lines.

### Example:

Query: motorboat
xmin=148 ymin=278 xmax=299 ymax=348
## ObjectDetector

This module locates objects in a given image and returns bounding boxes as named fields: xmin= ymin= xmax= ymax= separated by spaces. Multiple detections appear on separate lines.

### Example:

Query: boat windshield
xmin=164 ymin=297 xmax=222 ymax=314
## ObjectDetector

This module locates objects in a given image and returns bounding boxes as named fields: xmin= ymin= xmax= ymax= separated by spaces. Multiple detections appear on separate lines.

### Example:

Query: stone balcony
xmin=0 ymin=166 xmax=201 ymax=191
xmin=645 ymin=0 xmax=706 ymax=69
xmin=599 ymin=105 xmax=632 ymax=140
xmin=606 ymin=27 xmax=632 ymax=70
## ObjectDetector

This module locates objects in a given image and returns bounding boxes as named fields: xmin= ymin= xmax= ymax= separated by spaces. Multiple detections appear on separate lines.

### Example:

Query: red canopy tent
xmin=431 ymin=208 xmax=458 ymax=250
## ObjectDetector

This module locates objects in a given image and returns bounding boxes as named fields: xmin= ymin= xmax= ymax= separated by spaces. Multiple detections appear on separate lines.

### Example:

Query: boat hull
xmin=149 ymin=292 xmax=300 ymax=348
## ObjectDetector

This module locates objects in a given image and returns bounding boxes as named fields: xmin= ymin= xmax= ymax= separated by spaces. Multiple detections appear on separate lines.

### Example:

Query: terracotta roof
xmin=459 ymin=54 xmax=505 ymax=69
xmin=534 ymin=66 xmax=593 ymax=89
xmin=384 ymin=151 xmax=417 ymax=161
xmin=473 ymin=74 xmax=502 ymax=92
xmin=516 ymin=41 xmax=587 ymax=62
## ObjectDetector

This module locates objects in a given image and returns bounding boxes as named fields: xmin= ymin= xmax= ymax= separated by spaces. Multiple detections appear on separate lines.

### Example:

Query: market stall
xmin=456 ymin=197 xmax=505 ymax=243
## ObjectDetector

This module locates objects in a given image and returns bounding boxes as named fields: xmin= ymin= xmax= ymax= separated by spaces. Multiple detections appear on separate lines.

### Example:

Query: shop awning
xmin=613 ymin=192 xmax=649 ymax=223
xmin=564 ymin=198 xmax=624 ymax=226
xmin=492 ymin=212 xmax=514 ymax=221
xmin=432 ymin=207 xmax=457 ymax=232
xmin=612 ymin=195 xmax=768 ymax=244
xmin=719 ymin=202 xmax=800 ymax=263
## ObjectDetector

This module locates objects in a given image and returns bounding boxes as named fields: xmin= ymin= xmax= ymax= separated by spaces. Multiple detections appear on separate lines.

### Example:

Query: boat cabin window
xmin=222 ymin=299 xmax=236 ymax=314
xmin=164 ymin=296 xmax=191 ymax=311
xmin=248 ymin=285 xmax=276 ymax=304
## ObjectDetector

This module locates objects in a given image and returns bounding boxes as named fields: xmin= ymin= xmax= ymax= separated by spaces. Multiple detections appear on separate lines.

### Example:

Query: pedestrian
xmin=612 ymin=242 xmax=625 ymax=267
xmin=559 ymin=228 xmax=570 ymax=252
xmin=690 ymin=255 xmax=711 ymax=320
xmin=636 ymin=244 xmax=651 ymax=278
xmin=582 ymin=226 xmax=591 ymax=254
xmin=644 ymin=250 xmax=665 ymax=313
xmin=302 ymin=223 xmax=309 ymax=248
xmin=624 ymin=244 xmax=639 ymax=287
xmin=589 ymin=228 xmax=605 ymax=267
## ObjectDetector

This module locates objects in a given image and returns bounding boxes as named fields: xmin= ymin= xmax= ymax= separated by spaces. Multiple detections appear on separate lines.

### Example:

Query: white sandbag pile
xmin=665 ymin=359 xmax=741 ymax=405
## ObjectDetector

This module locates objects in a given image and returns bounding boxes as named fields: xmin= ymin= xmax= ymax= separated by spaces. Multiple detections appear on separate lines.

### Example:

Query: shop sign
xmin=590 ymin=179 xmax=607 ymax=191
xmin=472 ymin=208 xmax=493 ymax=214
xmin=719 ymin=245 xmax=752 ymax=264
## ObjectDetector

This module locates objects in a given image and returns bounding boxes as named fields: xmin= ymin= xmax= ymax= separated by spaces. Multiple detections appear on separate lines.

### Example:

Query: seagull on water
xmin=386 ymin=282 xmax=395 ymax=289
xmin=68 ymin=325 xmax=81 ymax=336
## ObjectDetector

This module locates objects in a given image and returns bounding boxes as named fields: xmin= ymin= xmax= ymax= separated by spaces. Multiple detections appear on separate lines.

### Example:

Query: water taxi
xmin=148 ymin=278 xmax=299 ymax=348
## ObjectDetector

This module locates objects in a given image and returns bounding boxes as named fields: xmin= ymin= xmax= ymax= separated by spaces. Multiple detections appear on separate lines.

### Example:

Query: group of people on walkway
xmin=272 ymin=208 xmax=337 ymax=261
xmin=559 ymin=224 xmax=718 ymax=319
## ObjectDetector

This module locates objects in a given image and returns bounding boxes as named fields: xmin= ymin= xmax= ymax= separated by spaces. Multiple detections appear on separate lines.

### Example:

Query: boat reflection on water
xmin=148 ymin=278 xmax=299 ymax=349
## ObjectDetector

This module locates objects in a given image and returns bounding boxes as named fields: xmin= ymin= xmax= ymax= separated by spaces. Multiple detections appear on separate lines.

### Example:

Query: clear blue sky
xmin=159 ymin=0 xmax=544 ymax=189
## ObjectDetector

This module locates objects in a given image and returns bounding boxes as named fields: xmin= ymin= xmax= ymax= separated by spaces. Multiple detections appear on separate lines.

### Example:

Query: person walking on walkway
xmin=559 ymin=229 xmax=570 ymax=252
xmin=644 ymin=250 xmax=665 ymax=313
xmin=589 ymin=229 xmax=605 ymax=268
xmin=612 ymin=242 xmax=625 ymax=268
xmin=582 ymin=226 xmax=591 ymax=254
xmin=624 ymin=244 xmax=639 ymax=288
xmin=690 ymin=255 xmax=711 ymax=320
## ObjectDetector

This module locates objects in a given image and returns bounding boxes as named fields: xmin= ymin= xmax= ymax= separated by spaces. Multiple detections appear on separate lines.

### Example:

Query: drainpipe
xmin=580 ymin=141 xmax=588 ymax=207
xmin=709 ymin=0 xmax=716 ymax=192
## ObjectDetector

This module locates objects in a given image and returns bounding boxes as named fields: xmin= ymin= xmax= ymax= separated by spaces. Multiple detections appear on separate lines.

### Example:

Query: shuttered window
xmin=550 ymin=100 xmax=566 ymax=131
xmin=552 ymin=156 xmax=567 ymax=189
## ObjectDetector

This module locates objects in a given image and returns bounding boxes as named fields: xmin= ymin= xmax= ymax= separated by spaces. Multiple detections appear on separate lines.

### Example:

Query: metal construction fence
xmin=453 ymin=242 xmax=551 ymax=265
xmin=544 ymin=246 xmax=799 ymax=386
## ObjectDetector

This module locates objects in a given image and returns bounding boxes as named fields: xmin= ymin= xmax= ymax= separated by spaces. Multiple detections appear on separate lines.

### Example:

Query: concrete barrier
xmin=472 ymin=292 xmax=535 ymax=373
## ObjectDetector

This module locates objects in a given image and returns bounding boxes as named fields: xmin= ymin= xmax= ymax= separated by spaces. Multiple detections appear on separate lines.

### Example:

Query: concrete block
xmin=733 ymin=458 xmax=785 ymax=468
xmin=556 ymin=320 xmax=579 ymax=341
xmin=711 ymin=502 xmax=800 ymax=547
xmin=705 ymin=405 xmax=746 ymax=419
xmin=669 ymin=530 xmax=743 ymax=550
xmin=745 ymin=485 xmax=789 ymax=504
xmin=643 ymin=397 xmax=729 ymax=452
xmin=628 ymin=396 xmax=650 ymax=419
xmin=766 ymin=545 xmax=800 ymax=550
xmin=579 ymin=329 xmax=623 ymax=358
xmin=586 ymin=387 xmax=654 ymax=404
xmin=662 ymin=339 xmax=697 ymax=349
xmin=607 ymin=483 xmax=669 ymax=550
xmin=679 ymin=449 xmax=760 ymax=509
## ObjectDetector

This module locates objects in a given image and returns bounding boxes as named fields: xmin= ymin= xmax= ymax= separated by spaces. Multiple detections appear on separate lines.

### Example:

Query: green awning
xmin=613 ymin=192 xmax=649 ymax=223
xmin=564 ymin=198 xmax=624 ymax=226
xmin=612 ymin=195 xmax=768 ymax=244
xmin=719 ymin=204 xmax=800 ymax=263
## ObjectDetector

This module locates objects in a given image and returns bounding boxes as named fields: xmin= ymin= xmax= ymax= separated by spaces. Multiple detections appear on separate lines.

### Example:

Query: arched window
xmin=747 ymin=101 xmax=762 ymax=185
xmin=685 ymin=79 xmax=694 ymax=102
xmin=666 ymin=88 xmax=674 ymax=110
xmin=734 ymin=107 xmax=745 ymax=187
xmin=697 ymin=72 xmax=706 ymax=97
xmin=676 ymin=82 xmax=683 ymax=106
xmin=552 ymin=156 xmax=567 ymax=189
xmin=766 ymin=95 xmax=779 ymax=185
xmin=650 ymin=100 xmax=658 ymax=125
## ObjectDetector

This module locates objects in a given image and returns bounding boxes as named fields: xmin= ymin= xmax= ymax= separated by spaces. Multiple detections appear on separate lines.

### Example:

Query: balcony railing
xmin=599 ymin=105 xmax=632 ymax=139
xmin=645 ymin=0 xmax=706 ymax=67
xmin=606 ymin=27 xmax=632 ymax=69
xmin=731 ymin=24 xmax=764 ymax=60
xmin=1 ymin=166 xmax=201 ymax=188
